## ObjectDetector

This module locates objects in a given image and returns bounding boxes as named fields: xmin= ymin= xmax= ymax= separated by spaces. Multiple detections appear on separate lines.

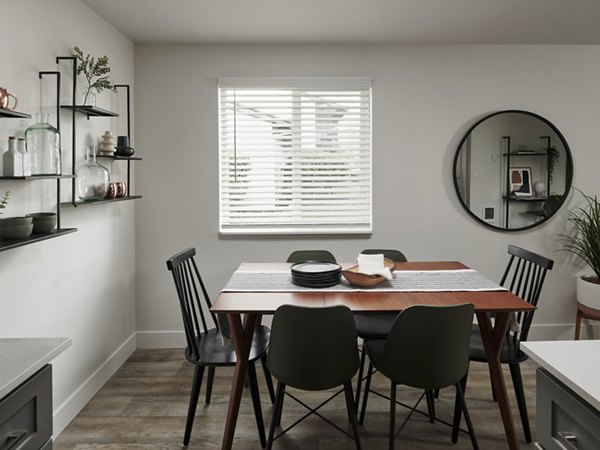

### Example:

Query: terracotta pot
xmin=576 ymin=275 xmax=600 ymax=311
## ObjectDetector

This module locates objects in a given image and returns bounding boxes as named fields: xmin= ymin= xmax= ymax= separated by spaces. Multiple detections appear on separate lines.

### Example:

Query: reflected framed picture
xmin=510 ymin=167 xmax=532 ymax=197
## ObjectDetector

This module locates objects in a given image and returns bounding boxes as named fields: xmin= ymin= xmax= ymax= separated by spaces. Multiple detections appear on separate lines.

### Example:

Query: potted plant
xmin=559 ymin=189 xmax=600 ymax=310
xmin=73 ymin=46 xmax=116 ymax=106
xmin=0 ymin=191 xmax=9 ymax=214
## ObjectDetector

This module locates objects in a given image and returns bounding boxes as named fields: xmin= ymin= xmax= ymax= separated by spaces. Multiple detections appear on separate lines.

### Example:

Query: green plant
xmin=559 ymin=188 xmax=600 ymax=283
xmin=0 ymin=191 xmax=9 ymax=214
xmin=547 ymin=146 xmax=560 ymax=186
xmin=73 ymin=46 xmax=116 ymax=105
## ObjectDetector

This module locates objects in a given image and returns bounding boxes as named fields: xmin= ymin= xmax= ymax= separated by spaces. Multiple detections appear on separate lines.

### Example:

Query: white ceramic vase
xmin=576 ymin=275 xmax=600 ymax=310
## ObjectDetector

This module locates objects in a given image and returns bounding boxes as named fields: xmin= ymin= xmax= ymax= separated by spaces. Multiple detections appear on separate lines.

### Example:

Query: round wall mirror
xmin=453 ymin=110 xmax=573 ymax=231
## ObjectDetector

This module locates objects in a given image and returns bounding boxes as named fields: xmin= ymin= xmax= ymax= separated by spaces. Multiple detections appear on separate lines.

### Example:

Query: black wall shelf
xmin=0 ymin=175 xmax=75 ymax=181
xmin=0 ymin=109 xmax=31 ymax=119
xmin=62 ymin=195 xmax=141 ymax=207
xmin=55 ymin=57 xmax=140 ymax=206
xmin=0 ymin=228 xmax=77 ymax=252
xmin=60 ymin=105 xmax=118 ymax=119
xmin=97 ymin=155 xmax=142 ymax=161
xmin=0 ymin=69 xmax=74 ymax=253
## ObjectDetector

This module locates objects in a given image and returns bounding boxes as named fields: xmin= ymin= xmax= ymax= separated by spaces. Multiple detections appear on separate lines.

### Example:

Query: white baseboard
xmin=52 ymin=333 xmax=137 ymax=437
xmin=136 ymin=330 xmax=186 ymax=348
xmin=527 ymin=322 xmax=600 ymax=341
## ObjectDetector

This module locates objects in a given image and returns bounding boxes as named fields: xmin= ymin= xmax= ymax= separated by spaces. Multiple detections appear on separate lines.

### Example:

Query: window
xmin=218 ymin=78 xmax=372 ymax=235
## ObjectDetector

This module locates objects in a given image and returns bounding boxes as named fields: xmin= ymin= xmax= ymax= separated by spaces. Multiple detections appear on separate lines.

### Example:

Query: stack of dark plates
xmin=291 ymin=261 xmax=342 ymax=288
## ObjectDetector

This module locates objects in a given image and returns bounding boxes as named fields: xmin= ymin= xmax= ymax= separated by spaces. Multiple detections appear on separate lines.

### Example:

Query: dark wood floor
xmin=54 ymin=348 xmax=538 ymax=449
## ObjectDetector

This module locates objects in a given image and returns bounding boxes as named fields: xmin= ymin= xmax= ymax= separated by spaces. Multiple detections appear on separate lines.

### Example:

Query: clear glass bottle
xmin=76 ymin=146 xmax=110 ymax=201
xmin=17 ymin=138 xmax=31 ymax=176
xmin=25 ymin=113 xmax=61 ymax=175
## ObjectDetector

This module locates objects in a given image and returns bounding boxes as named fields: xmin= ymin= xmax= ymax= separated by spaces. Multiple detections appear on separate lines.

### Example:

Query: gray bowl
xmin=27 ymin=212 xmax=57 ymax=234
xmin=0 ymin=216 xmax=33 ymax=227
xmin=0 ymin=223 xmax=33 ymax=240
xmin=27 ymin=212 xmax=56 ymax=220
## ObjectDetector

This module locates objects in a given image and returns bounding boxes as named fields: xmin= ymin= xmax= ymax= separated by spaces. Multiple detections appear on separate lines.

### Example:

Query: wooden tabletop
xmin=211 ymin=261 xmax=535 ymax=314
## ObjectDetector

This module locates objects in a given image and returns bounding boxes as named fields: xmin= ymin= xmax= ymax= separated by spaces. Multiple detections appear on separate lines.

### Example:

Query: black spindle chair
xmin=166 ymin=247 xmax=275 ymax=447
xmin=452 ymin=244 xmax=554 ymax=443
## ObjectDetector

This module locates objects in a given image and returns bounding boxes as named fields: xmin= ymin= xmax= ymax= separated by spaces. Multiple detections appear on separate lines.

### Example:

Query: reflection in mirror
xmin=453 ymin=110 xmax=573 ymax=231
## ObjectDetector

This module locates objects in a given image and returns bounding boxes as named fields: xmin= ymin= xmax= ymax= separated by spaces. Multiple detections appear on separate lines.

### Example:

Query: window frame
xmin=218 ymin=77 xmax=373 ymax=236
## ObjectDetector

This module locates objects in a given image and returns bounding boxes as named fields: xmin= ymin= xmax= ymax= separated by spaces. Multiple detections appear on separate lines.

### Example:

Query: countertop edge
xmin=0 ymin=337 xmax=72 ymax=399
xmin=522 ymin=340 xmax=600 ymax=412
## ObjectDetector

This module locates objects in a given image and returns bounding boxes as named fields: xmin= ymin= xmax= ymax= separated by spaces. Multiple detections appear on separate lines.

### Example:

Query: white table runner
xmin=222 ymin=269 xmax=506 ymax=292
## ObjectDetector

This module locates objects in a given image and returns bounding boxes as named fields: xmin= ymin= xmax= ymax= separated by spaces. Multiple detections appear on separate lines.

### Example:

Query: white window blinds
xmin=218 ymin=77 xmax=372 ymax=235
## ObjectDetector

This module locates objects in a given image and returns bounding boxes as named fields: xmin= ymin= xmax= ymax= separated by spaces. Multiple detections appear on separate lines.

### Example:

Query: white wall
xmin=0 ymin=0 xmax=136 ymax=435
xmin=135 ymin=44 xmax=600 ymax=344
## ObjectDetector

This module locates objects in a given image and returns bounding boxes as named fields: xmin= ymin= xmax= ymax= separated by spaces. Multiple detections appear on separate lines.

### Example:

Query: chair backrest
xmin=267 ymin=305 xmax=359 ymax=391
xmin=501 ymin=245 xmax=554 ymax=343
xmin=286 ymin=250 xmax=337 ymax=263
xmin=166 ymin=247 xmax=218 ymax=361
xmin=378 ymin=304 xmax=475 ymax=390
xmin=360 ymin=248 xmax=407 ymax=263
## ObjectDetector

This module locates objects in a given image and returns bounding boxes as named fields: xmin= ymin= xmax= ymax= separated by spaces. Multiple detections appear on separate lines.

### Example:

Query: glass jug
xmin=25 ymin=113 xmax=61 ymax=175
xmin=76 ymin=146 xmax=110 ymax=201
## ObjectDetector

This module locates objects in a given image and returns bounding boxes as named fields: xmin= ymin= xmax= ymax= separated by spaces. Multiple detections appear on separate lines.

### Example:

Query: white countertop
xmin=0 ymin=337 xmax=71 ymax=399
xmin=522 ymin=340 xmax=600 ymax=411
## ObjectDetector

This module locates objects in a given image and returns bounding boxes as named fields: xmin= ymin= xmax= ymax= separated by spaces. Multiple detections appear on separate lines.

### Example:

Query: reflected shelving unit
xmin=56 ymin=56 xmax=141 ymax=207
xmin=501 ymin=135 xmax=552 ymax=228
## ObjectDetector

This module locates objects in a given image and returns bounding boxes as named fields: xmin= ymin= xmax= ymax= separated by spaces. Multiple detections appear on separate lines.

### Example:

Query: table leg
xmin=476 ymin=311 xmax=519 ymax=450
xmin=221 ymin=312 xmax=260 ymax=450
xmin=575 ymin=307 xmax=583 ymax=340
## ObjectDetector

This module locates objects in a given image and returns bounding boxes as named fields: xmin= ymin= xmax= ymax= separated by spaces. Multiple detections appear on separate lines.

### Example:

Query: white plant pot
xmin=576 ymin=276 xmax=600 ymax=311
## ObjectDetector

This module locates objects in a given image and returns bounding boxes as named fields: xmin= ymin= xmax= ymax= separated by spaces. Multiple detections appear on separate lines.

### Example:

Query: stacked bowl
xmin=0 ymin=216 xmax=33 ymax=240
xmin=26 ymin=212 xmax=57 ymax=234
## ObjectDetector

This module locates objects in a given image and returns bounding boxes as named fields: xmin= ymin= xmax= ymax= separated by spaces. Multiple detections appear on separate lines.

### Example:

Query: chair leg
xmin=342 ymin=382 xmax=363 ymax=450
xmin=248 ymin=362 xmax=267 ymax=448
xmin=183 ymin=365 xmax=205 ymax=446
xmin=455 ymin=381 xmax=479 ymax=450
xmin=267 ymin=382 xmax=286 ymax=450
xmin=425 ymin=389 xmax=436 ymax=423
xmin=205 ymin=366 xmax=215 ymax=405
xmin=261 ymin=353 xmax=276 ymax=404
xmin=354 ymin=346 xmax=367 ymax=410
xmin=451 ymin=371 xmax=469 ymax=443
xmin=389 ymin=382 xmax=397 ymax=450
xmin=509 ymin=363 xmax=532 ymax=443
xmin=358 ymin=360 xmax=374 ymax=425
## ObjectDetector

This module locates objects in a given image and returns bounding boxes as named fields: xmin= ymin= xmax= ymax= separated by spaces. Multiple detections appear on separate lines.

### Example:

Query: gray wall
xmin=1 ymin=0 xmax=136 ymax=435
xmin=134 ymin=44 xmax=600 ymax=344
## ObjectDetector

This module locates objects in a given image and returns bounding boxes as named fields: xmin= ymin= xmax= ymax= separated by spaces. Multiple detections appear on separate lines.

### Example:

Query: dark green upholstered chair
xmin=454 ymin=245 xmax=554 ymax=444
xmin=286 ymin=249 xmax=337 ymax=263
xmin=360 ymin=304 xmax=478 ymax=450
xmin=266 ymin=305 xmax=362 ymax=449
xmin=353 ymin=249 xmax=410 ymax=411
xmin=166 ymin=247 xmax=274 ymax=447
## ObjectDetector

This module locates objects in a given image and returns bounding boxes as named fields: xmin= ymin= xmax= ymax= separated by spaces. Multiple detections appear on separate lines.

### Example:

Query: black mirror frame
xmin=453 ymin=110 xmax=574 ymax=232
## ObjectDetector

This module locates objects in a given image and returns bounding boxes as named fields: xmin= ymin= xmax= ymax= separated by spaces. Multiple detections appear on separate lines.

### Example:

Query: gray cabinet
xmin=0 ymin=365 xmax=52 ymax=450
xmin=537 ymin=368 xmax=600 ymax=450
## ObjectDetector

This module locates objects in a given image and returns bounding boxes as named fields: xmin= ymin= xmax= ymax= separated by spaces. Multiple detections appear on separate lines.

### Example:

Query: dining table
xmin=210 ymin=260 xmax=535 ymax=450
